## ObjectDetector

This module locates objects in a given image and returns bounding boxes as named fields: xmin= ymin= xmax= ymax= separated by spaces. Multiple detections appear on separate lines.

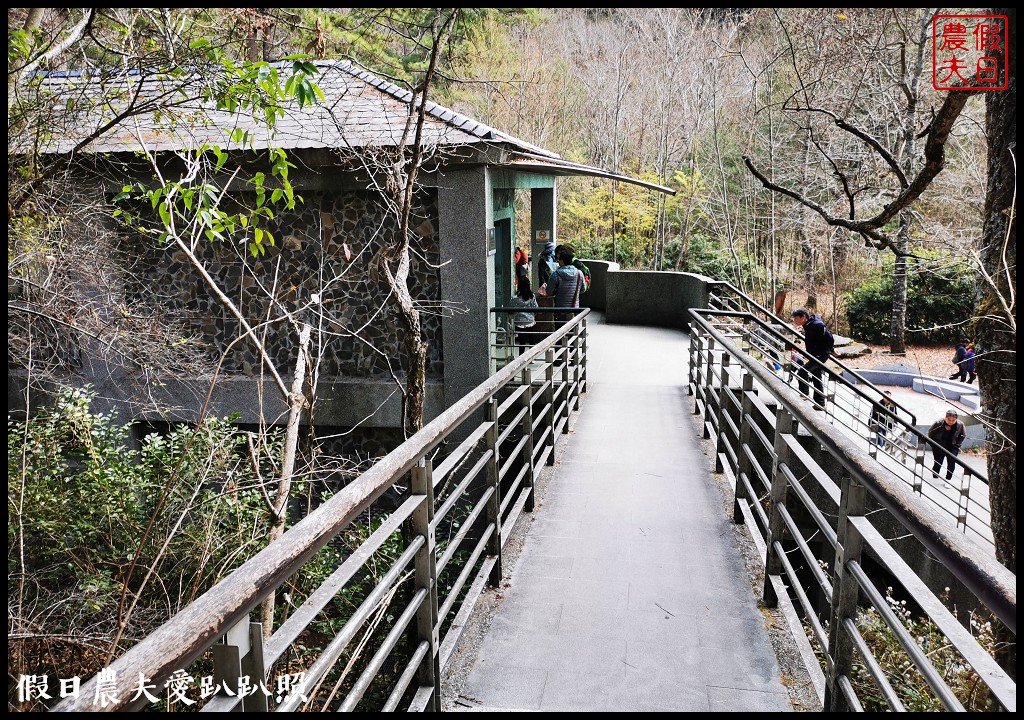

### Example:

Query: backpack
xmin=572 ymin=259 xmax=591 ymax=292
xmin=822 ymin=326 xmax=835 ymax=355
xmin=809 ymin=315 xmax=834 ymax=356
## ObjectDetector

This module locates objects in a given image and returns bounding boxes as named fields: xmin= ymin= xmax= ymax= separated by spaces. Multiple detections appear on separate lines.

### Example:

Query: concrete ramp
xmin=445 ymin=313 xmax=806 ymax=712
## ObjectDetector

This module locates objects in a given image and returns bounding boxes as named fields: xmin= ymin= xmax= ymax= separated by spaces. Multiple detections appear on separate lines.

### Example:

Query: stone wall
xmin=136 ymin=188 xmax=444 ymax=380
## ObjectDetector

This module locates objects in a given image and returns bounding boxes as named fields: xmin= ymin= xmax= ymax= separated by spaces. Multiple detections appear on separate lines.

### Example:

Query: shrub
xmin=8 ymin=387 xmax=276 ymax=709
xmin=844 ymin=253 xmax=975 ymax=344
xmin=850 ymin=590 xmax=1001 ymax=711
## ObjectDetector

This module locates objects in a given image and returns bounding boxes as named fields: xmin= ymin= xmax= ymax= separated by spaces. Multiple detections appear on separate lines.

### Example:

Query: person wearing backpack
xmin=790 ymin=307 xmax=834 ymax=409
xmin=555 ymin=243 xmax=591 ymax=294
xmin=538 ymin=245 xmax=585 ymax=323
xmin=948 ymin=338 xmax=977 ymax=384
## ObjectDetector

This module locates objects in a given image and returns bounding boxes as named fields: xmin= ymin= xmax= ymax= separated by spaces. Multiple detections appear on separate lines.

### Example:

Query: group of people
xmin=949 ymin=338 xmax=977 ymax=384
xmin=782 ymin=308 xmax=970 ymax=488
xmin=508 ymin=242 xmax=590 ymax=349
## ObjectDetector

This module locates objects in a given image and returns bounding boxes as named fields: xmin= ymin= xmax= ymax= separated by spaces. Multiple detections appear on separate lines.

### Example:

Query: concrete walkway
xmin=452 ymin=313 xmax=798 ymax=711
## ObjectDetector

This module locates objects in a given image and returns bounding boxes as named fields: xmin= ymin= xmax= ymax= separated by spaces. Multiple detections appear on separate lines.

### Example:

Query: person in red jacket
xmin=513 ymin=247 xmax=530 ymax=293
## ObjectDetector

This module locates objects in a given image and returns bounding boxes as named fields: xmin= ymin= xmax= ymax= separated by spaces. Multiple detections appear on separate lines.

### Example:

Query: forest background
xmin=7 ymin=7 xmax=1016 ymax=710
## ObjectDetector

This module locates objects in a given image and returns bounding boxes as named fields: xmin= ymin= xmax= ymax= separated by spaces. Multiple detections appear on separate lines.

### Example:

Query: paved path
xmin=455 ymin=313 xmax=796 ymax=711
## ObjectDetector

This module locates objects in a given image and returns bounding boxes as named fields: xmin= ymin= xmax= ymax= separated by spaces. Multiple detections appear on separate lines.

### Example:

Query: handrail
xmin=705 ymin=281 xmax=918 ymax=425
xmin=693 ymin=312 xmax=1010 ymax=621
xmin=687 ymin=310 xmax=1015 ymax=712
xmin=699 ymin=309 xmax=920 ymax=432
xmin=52 ymin=311 xmax=590 ymax=712
xmin=691 ymin=308 xmax=990 ymax=546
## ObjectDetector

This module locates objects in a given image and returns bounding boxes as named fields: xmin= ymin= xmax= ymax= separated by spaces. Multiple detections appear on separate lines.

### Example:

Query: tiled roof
xmin=33 ymin=59 xmax=560 ymax=159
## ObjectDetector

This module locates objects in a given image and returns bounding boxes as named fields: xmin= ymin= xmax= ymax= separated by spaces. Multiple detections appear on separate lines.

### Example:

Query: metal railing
xmin=687 ymin=309 xmax=1015 ymax=712
xmin=705 ymin=281 xmax=918 ymax=426
xmin=52 ymin=311 xmax=590 ymax=712
xmin=690 ymin=309 xmax=990 ymax=546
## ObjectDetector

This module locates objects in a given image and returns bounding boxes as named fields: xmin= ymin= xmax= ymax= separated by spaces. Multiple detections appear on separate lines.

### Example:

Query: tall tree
xmin=743 ymin=9 xmax=1016 ymax=586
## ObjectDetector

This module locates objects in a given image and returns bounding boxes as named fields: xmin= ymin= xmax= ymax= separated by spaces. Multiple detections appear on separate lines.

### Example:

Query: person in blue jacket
xmin=537 ymin=241 xmax=556 ymax=287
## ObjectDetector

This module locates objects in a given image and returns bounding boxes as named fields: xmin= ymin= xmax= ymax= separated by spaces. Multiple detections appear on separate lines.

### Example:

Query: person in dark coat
xmin=790 ymin=307 xmax=833 ymax=408
xmin=949 ymin=338 xmax=972 ymax=383
xmin=927 ymin=409 xmax=967 ymax=486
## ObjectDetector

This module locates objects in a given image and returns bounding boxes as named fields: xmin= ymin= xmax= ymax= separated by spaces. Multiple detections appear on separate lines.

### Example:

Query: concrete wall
xmin=583 ymin=261 xmax=714 ymax=330
xmin=579 ymin=259 xmax=618 ymax=311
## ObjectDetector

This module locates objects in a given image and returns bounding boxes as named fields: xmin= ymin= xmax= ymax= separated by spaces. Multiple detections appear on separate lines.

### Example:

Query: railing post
xmin=687 ymin=325 xmax=698 ymax=396
xmin=410 ymin=458 xmax=440 ymax=710
xmin=485 ymin=398 xmax=503 ymax=585
xmin=520 ymin=367 xmax=536 ymax=512
xmin=762 ymin=406 xmax=794 ymax=609
xmin=211 ymin=616 xmax=268 ymax=711
xmin=913 ymin=441 xmax=926 ymax=493
xmin=544 ymin=348 xmax=556 ymax=464
xmin=570 ymin=320 xmax=582 ymax=411
xmin=579 ymin=316 xmax=588 ymax=395
xmin=713 ymin=352 xmax=732 ymax=472
xmin=733 ymin=372 xmax=755 ymax=525
xmin=565 ymin=337 xmax=573 ymax=434
xmin=701 ymin=337 xmax=716 ymax=432
xmin=825 ymin=470 xmax=867 ymax=712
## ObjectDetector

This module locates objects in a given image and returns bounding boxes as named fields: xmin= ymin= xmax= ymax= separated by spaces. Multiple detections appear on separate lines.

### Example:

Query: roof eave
xmin=505 ymin=152 xmax=676 ymax=195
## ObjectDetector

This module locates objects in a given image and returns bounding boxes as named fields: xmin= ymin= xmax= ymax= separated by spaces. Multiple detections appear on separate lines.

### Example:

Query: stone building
xmin=13 ymin=60 xmax=669 ymax=454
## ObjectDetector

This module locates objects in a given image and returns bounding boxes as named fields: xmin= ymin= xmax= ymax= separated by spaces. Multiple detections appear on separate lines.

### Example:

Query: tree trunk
xmin=980 ymin=5 xmax=1015 ymax=679
xmin=260 ymin=321 xmax=312 ymax=637
xmin=798 ymin=217 xmax=817 ymax=310
xmin=889 ymin=15 xmax=929 ymax=355
xmin=889 ymin=212 xmax=910 ymax=353
xmin=403 ymin=310 xmax=428 ymax=435
xmin=797 ymin=140 xmax=816 ymax=310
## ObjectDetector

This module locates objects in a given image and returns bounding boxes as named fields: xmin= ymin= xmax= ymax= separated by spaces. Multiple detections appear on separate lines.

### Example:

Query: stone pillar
xmin=437 ymin=166 xmax=492 ymax=412
xmin=529 ymin=187 xmax=556 ymax=288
